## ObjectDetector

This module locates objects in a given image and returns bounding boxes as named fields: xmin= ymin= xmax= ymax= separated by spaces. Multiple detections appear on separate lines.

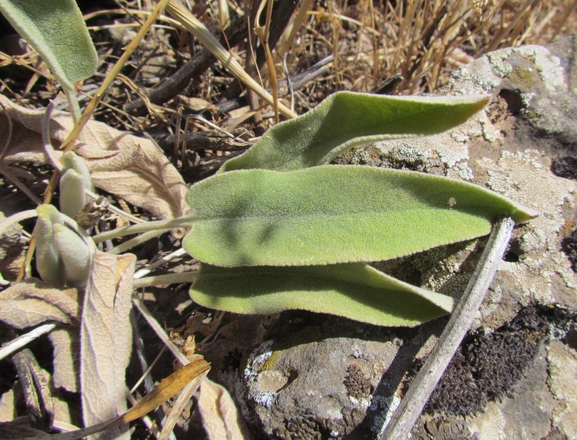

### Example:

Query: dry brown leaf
xmin=0 ymin=387 xmax=18 ymax=423
xmin=123 ymin=358 xmax=210 ymax=424
xmin=0 ymin=376 xmax=76 ymax=434
xmin=0 ymin=94 xmax=189 ymax=220
xmin=0 ymin=417 xmax=47 ymax=438
xmin=0 ymin=212 xmax=26 ymax=283
xmin=12 ymin=349 xmax=55 ymax=431
xmin=2 ymin=359 xmax=211 ymax=440
xmin=48 ymin=328 xmax=80 ymax=393
xmin=80 ymin=251 xmax=135 ymax=440
xmin=198 ymin=378 xmax=251 ymax=440
xmin=0 ymin=279 xmax=79 ymax=329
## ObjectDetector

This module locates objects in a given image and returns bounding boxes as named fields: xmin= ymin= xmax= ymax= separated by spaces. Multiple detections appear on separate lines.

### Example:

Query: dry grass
xmin=2 ymin=0 xmax=575 ymax=130
xmin=156 ymin=0 xmax=577 ymax=124
xmin=280 ymin=0 xmax=577 ymax=98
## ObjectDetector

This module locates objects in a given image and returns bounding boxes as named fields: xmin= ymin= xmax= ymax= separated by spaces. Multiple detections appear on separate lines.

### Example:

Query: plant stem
xmin=62 ymin=85 xmax=83 ymax=140
xmin=0 ymin=209 xmax=38 ymax=237
xmin=92 ymin=216 xmax=194 ymax=243
xmin=133 ymin=271 xmax=198 ymax=289
xmin=380 ymin=217 xmax=515 ymax=440
xmin=0 ymin=322 xmax=57 ymax=362
xmin=108 ymin=230 xmax=165 ymax=255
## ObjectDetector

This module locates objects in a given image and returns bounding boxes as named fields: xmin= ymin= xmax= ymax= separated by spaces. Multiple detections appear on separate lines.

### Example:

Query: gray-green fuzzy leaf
xmin=34 ymin=205 xmax=65 ymax=288
xmin=62 ymin=151 xmax=94 ymax=191
xmin=60 ymin=169 xmax=87 ymax=219
xmin=0 ymin=0 xmax=97 ymax=90
xmin=53 ymin=223 xmax=90 ymax=288
xmin=191 ymin=263 xmax=454 ymax=327
xmin=184 ymin=165 xmax=536 ymax=267
xmin=219 ymin=92 xmax=489 ymax=172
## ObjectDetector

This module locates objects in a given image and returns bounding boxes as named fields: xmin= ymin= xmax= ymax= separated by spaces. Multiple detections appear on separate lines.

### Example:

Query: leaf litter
xmin=0 ymin=0 xmax=575 ymax=438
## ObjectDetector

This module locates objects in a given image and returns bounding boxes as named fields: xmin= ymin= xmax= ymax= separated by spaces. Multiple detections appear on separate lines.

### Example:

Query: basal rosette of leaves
xmin=183 ymin=92 xmax=537 ymax=327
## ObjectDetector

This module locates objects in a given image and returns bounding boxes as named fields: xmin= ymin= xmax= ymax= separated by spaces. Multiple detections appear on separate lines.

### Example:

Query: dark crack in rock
xmin=541 ymin=427 xmax=570 ymax=440
xmin=552 ymin=156 xmax=577 ymax=180
xmin=561 ymin=228 xmax=577 ymax=272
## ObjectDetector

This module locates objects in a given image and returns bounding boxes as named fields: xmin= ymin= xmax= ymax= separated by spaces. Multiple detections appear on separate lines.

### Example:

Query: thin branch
xmin=380 ymin=217 xmax=515 ymax=440
xmin=133 ymin=248 xmax=187 ymax=279
xmin=0 ymin=323 xmax=58 ymax=362
xmin=132 ymin=296 xmax=189 ymax=366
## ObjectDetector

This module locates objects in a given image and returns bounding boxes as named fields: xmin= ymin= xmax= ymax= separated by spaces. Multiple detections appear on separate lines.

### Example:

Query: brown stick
xmin=124 ymin=15 xmax=247 ymax=115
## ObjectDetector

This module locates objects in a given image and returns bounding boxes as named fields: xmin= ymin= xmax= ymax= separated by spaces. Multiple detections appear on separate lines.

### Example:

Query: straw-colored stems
xmin=278 ymin=0 xmax=314 ymax=55
xmin=163 ymin=0 xmax=297 ymax=119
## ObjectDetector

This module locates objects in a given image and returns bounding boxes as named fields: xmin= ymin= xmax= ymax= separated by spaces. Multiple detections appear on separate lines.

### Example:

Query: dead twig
xmin=124 ymin=14 xmax=247 ymax=116
xmin=380 ymin=217 xmax=515 ymax=440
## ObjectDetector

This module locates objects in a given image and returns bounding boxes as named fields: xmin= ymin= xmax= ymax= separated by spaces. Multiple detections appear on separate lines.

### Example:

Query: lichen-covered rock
xmin=240 ymin=313 xmax=434 ymax=439
xmin=210 ymin=37 xmax=577 ymax=439
xmin=376 ymin=36 xmax=577 ymax=439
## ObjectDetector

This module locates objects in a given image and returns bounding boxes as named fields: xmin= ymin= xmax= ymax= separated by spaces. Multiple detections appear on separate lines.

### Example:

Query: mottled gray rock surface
xmin=204 ymin=36 xmax=577 ymax=440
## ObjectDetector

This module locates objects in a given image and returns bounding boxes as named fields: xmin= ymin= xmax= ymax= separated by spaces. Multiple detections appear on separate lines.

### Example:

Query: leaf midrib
xmin=194 ymin=207 xmax=467 ymax=223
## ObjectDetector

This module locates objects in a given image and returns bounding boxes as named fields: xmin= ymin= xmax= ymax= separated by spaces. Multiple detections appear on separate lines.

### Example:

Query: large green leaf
xmin=184 ymin=165 xmax=536 ymax=267
xmin=219 ymin=92 xmax=489 ymax=172
xmin=190 ymin=263 xmax=454 ymax=327
xmin=0 ymin=0 xmax=97 ymax=90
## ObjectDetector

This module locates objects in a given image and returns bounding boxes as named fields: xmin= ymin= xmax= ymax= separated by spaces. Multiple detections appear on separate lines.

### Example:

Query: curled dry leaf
xmin=48 ymin=328 xmax=80 ymax=393
xmin=80 ymin=250 xmax=135 ymax=440
xmin=11 ymin=349 xmax=54 ymax=431
xmin=0 ymin=363 xmax=76 ymax=432
xmin=0 ymin=212 xmax=26 ymax=283
xmin=0 ymin=387 xmax=17 ymax=422
xmin=198 ymin=379 xmax=251 ymax=440
xmin=0 ymin=94 xmax=189 ymax=220
xmin=0 ymin=278 xmax=79 ymax=328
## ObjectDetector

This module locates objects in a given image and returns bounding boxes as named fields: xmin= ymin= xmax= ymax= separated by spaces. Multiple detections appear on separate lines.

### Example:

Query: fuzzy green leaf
xmin=53 ymin=223 xmax=90 ymax=288
xmin=184 ymin=165 xmax=536 ymax=267
xmin=34 ymin=205 xmax=66 ymax=288
xmin=191 ymin=263 xmax=454 ymax=326
xmin=0 ymin=0 xmax=98 ymax=90
xmin=220 ymin=92 xmax=490 ymax=172
xmin=60 ymin=169 xmax=87 ymax=219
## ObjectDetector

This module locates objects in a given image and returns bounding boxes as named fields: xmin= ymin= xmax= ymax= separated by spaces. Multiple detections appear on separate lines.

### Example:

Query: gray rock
xmin=238 ymin=313 xmax=447 ymax=439
xmin=211 ymin=37 xmax=577 ymax=439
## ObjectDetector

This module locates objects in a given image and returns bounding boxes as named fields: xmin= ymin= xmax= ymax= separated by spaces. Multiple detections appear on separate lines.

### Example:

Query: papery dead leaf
xmin=3 ymin=359 xmax=211 ymax=440
xmin=0 ymin=388 xmax=18 ymax=422
xmin=11 ymin=349 xmax=54 ymax=431
xmin=0 ymin=374 xmax=76 ymax=434
xmin=0 ymin=278 xmax=79 ymax=328
xmin=48 ymin=328 xmax=80 ymax=393
xmin=198 ymin=379 xmax=251 ymax=440
xmin=80 ymin=251 xmax=135 ymax=440
xmin=0 ymin=416 xmax=47 ymax=437
xmin=0 ymin=212 xmax=26 ymax=283
xmin=0 ymin=94 xmax=189 ymax=220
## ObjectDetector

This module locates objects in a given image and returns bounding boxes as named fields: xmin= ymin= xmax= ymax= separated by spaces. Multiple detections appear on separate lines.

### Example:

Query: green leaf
xmin=184 ymin=165 xmax=536 ymax=267
xmin=219 ymin=92 xmax=490 ymax=172
xmin=190 ymin=263 xmax=454 ymax=327
xmin=34 ymin=205 xmax=65 ymax=288
xmin=0 ymin=0 xmax=98 ymax=90
xmin=59 ymin=169 xmax=86 ymax=219
xmin=53 ymin=223 xmax=90 ymax=288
